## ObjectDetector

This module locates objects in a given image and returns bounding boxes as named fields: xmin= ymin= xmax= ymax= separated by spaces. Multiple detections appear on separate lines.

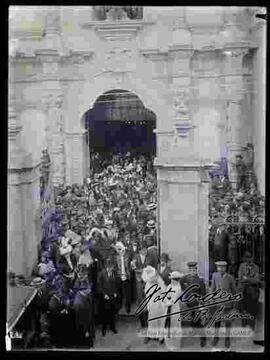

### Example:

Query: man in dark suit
xmin=180 ymin=261 xmax=207 ymax=348
xmin=115 ymin=242 xmax=132 ymax=313
xmin=97 ymin=257 xmax=120 ymax=336
xmin=159 ymin=253 xmax=172 ymax=286
xmin=211 ymin=260 xmax=236 ymax=349
xmin=145 ymin=235 xmax=159 ymax=270
xmin=213 ymin=224 xmax=230 ymax=262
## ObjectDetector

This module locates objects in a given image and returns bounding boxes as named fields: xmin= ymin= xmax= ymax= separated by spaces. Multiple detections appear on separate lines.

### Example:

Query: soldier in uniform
xmin=180 ymin=262 xmax=207 ymax=347
xmin=211 ymin=260 xmax=236 ymax=349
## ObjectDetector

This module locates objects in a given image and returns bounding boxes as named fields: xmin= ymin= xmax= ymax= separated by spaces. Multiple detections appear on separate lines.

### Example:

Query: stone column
xmin=155 ymin=43 xmax=210 ymax=281
xmin=221 ymin=46 xmax=250 ymax=185
xmin=65 ymin=131 xmax=88 ymax=185
xmin=156 ymin=164 xmax=210 ymax=281
xmin=43 ymin=91 xmax=65 ymax=187
xmin=168 ymin=46 xmax=196 ymax=162
xmin=8 ymin=88 xmax=25 ymax=275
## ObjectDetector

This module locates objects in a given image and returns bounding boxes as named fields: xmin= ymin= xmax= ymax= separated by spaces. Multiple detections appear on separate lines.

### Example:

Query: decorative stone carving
xmin=82 ymin=15 xmax=152 ymax=41
xmin=104 ymin=47 xmax=132 ymax=72
xmin=106 ymin=7 xmax=128 ymax=21
xmin=168 ymin=47 xmax=194 ymax=76
xmin=106 ymin=47 xmax=132 ymax=61
xmin=44 ymin=7 xmax=61 ymax=35
xmin=192 ymin=50 xmax=220 ymax=75
xmin=43 ymin=93 xmax=64 ymax=109
xmin=94 ymin=6 xmax=143 ymax=21
xmin=173 ymin=89 xmax=189 ymax=118
xmin=51 ymin=144 xmax=65 ymax=186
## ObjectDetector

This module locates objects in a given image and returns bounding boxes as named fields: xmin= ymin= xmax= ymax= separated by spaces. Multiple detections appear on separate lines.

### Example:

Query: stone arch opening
xmin=83 ymin=89 xmax=157 ymax=168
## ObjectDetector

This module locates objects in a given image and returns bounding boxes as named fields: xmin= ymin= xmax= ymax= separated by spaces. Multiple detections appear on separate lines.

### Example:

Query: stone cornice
xmin=9 ymin=48 xmax=94 ymax=64
xmin=81 ymin=20 xmax=154 ymax=41
xmin=140 ymin=49 xmax=168 ymax=61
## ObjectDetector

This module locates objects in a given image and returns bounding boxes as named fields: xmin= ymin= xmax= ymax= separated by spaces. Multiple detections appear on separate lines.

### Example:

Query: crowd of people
xmin=9 ymin=150 xmax=265 ymax=350
xmin=29 ymin=152 xmax=162 ymax=348
xmin=208 ymin=156 xmax=265 ymax=277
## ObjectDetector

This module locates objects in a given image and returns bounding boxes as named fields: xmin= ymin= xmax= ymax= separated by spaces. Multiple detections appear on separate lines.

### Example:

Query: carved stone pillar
xmin=65 ymin=132 xmax=88 ymax=185
xmin=8 ymin=88 xmax=24 ymax=168
xmin=8 ymin=88 xmax=25 ymax=275
xmin=221 ymin=46 xmax=249 ymax=184
xmin=43 ymin=91 xmax=65 ymax=187
xmin=156 ymin=163 xmax=210 ymax=281
xmin=169 ymin=47 xmax=196 ymax=162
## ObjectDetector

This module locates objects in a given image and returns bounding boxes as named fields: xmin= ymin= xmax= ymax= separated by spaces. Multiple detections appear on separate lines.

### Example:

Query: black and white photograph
xmin=7 ymin=6 xmax=266 ymax=352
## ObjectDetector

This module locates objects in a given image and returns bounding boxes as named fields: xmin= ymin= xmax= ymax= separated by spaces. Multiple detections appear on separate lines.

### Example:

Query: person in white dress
xmin=164 ymin=271 xmax=184 ymax=351
xmin=142 ymin=266 xmax=166 ymax=344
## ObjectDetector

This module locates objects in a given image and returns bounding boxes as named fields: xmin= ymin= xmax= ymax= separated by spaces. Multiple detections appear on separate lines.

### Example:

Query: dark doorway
xmin=84 ymin=90 xmax=156 ymax=162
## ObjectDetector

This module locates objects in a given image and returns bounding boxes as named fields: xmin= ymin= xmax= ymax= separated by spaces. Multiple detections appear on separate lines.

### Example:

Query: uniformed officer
xmin=211 ymin=260 xmax=236 ymax=349
xmin=180 ymin=261 xmax=207 ymax=347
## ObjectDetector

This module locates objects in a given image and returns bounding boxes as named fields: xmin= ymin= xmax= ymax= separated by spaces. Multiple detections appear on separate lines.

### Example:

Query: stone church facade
xmin=8 ymin=6 xmax=266 ymax=279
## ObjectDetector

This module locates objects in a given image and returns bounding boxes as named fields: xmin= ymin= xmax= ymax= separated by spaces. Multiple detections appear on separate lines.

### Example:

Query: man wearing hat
xmin=98 ymin=257 xmax=120 ymax=336
xmin=159 ymin=253 xmax=172 ymax=286
xmin=144 ymin=235 xmax=159 ymax=270
xmin=180 ymin=261 xmax=207 ymax=347
xmin=237 ymin=251 xmax=260 ymax=329
xmin=211 ymin=260 xmax=236 ymax=349
xmin=115 ymin=241 xmax=132 ymax=314
xmin=213 ymin=223 xmax=230 ymax=263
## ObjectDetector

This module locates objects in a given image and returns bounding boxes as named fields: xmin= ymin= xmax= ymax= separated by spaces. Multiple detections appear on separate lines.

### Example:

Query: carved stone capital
xmin=174 ymin=121 xmax=195 ymax=138
xmin=168 ymin=45 xmax=194 ymax=59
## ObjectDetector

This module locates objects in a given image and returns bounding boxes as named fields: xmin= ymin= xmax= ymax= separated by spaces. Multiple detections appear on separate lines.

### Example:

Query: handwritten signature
xmin=135 ymin=284 xmax=252 ymax=326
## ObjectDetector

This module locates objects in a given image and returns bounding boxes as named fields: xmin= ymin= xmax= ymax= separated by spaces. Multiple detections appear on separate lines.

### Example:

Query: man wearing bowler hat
xmin=180 ymin=261 xmax=207 ymax=347
xmin=211 ymin=260 xmax=236 ymax=349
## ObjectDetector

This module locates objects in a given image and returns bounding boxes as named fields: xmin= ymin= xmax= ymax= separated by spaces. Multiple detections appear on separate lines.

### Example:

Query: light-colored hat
xmin=115 ymin=241 xmax=125 ymax=252
xmin=235 ymin=192 xmax=244 ymax=200
xmin=71 ymin=236 xmax=81 ymax=246
xmin=30 ymin=277 xmax=45 ymax=286
xmin=147 ymin=203 xmax=157 ymax=211
xmin=88 ymin=227 xmax=102 ymax=238
xmin=142 ymin=266 xmax=157 ymax=283
xmin=65 ymin=230 xmax=81 ymax=245
xmin=215 ymin=260 xmax=227 ymax=266
xmin=147 ymin=220 xmax=156 ymax=229
xmin=105 ymin=219 xmax=113 ymax=226
xmin=169 ymin=271 xmax=183 ymax=280
xmin=113 ymin=207 xmax=120 ymax=212
xmin=60 ymin=244 xmax=73 ymax=256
